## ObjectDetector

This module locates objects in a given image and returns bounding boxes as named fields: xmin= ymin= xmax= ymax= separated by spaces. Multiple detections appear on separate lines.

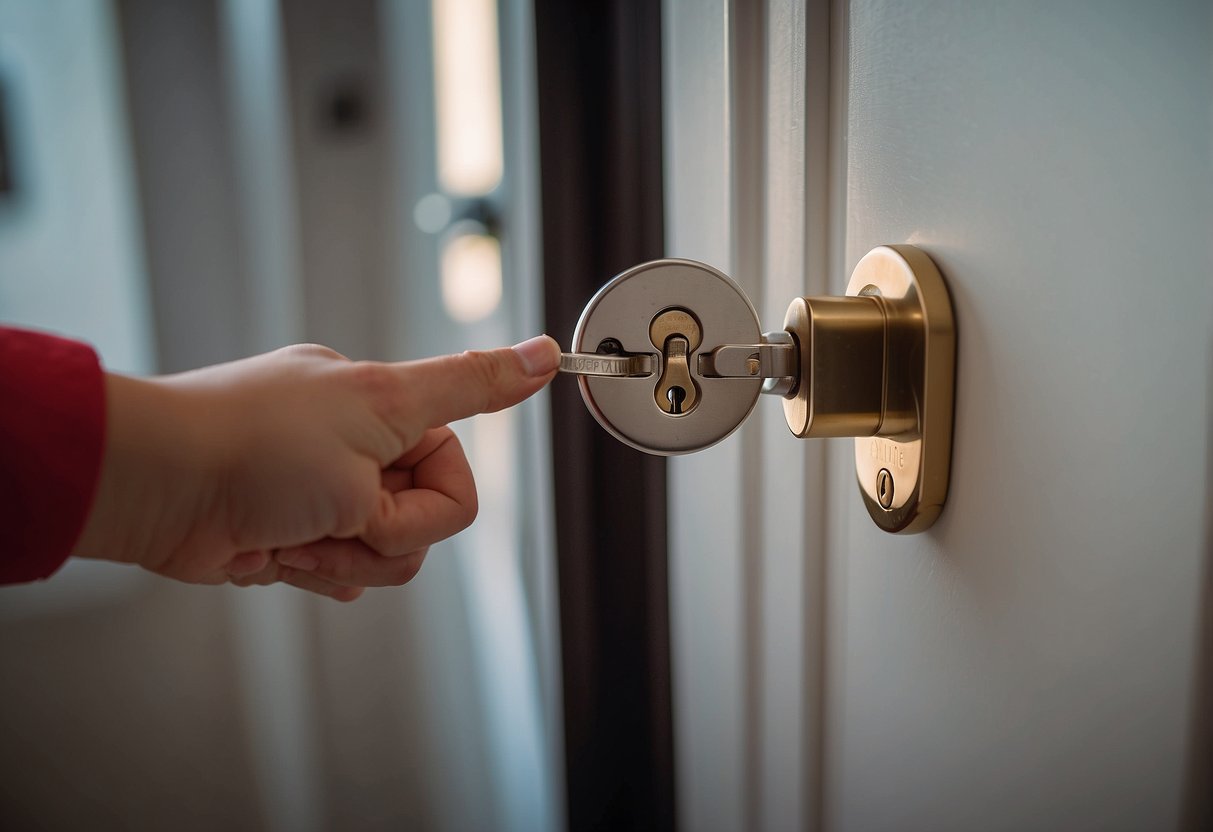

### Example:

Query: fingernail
xmin=276 ymin=549 xmax=319 ymax=571
xmin=513 ymin=334 xmax=561 ymax=376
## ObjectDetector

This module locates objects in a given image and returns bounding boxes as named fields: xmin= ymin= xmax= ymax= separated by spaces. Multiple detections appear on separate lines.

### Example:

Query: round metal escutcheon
xmin=573 ymin=259 xmax=763 ymax=455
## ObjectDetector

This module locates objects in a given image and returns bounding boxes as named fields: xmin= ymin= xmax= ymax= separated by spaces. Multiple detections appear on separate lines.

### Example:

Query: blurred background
xmin=0 ymin=1 xmax=570 ymax=828
xmin=7 ymin=3 xmax=1208 ymax=831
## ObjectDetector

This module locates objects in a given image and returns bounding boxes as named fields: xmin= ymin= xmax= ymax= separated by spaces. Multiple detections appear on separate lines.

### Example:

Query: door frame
xmin=535 ymin=1 xmax=676 ymax=829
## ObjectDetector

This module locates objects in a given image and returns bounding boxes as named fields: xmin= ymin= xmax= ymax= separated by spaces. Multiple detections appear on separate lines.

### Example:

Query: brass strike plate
xmin=849 ymin=245 xmax=955 ymax=533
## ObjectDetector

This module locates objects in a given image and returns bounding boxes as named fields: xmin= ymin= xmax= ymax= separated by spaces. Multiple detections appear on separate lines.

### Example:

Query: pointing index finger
xmin=390 ymin=335 xmax=560 ymax=429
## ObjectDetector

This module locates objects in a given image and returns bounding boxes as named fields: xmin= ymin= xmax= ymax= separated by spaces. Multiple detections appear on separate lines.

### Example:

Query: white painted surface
xmin=665 ymin=1 xmax=829 ymax=828
xmin=664 ymin=3 xmax=747 ymax=829
xmin=666 ymin=1 xmax=834 ymax=828
xmin=665 ymin=0 xmax=1212 ymax=829
xmin=828 ymin=2 xmax=1211 ymax=829
xmin=0 ymin=0 xmax=153 ymax=372
xmin=664 ymin=2 xmax=748 ymax=830
xmin=755 ymin=2 xmax=832 ymax=830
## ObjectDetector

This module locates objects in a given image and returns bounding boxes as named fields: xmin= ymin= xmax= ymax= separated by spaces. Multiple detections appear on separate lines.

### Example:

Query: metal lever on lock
xmin=558 ymin=352 xmax=655 ymax=377
xmin=696 ymin=331 xmax=799 ymax=395
xmin=561 ymin=333 xmax=799 ymax=385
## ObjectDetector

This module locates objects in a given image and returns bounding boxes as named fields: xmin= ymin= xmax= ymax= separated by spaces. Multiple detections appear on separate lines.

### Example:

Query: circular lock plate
xmin=573 ymin=259 xmax=762 ymax=455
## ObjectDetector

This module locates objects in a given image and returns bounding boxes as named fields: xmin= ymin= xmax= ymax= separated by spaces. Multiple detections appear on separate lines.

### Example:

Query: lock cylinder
xmin=781 ymin=295 xmax=888 ymax=438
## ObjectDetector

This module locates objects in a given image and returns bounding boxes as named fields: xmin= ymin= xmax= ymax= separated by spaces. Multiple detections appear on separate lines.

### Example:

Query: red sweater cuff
xmin=0 ymin=327 xmax=106 ymax=583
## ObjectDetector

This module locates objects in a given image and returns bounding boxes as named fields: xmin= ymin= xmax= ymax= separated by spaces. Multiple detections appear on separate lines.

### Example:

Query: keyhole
xmin=877 ymin=468 xmax=894 ymax=509
xmin=667 ymin=385 xmax=687 ymax=414
xmin=649 ymin=308 xmax=701 ymax=417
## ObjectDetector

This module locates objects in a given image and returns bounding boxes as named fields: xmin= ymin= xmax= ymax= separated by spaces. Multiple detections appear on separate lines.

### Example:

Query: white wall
xmin=0 ymin=0 xmax=153 ymax=373
xmin=827 ymin=2 xmax=1213 ymax=829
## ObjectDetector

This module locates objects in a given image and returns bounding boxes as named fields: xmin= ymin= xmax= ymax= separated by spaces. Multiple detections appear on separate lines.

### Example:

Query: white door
xmin=664 ymin=2 xmax=1212 ymax=830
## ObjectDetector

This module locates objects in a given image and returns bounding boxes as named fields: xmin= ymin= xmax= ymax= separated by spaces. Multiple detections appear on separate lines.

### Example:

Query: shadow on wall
xmin=1 ymin=74 xmax=15 ymax=197
xmin=1181 ymin=334 xmax=1213 ymax=830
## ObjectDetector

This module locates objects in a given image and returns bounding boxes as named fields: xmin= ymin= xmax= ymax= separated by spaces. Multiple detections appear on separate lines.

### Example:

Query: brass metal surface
xmin=781 ymin=296 xmax=886 ymax=437
xmin=850 ymin=245 xmax=954 ymax=533
xmin=648 ymin=306 xmax=702 ymax=353
xmin=782 ymin=244 xmax=955 ymax=533
xmin=650 ymin=308 xmax=702 ymax=415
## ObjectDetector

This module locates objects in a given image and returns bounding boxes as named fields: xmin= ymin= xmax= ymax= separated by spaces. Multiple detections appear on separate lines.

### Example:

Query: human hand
xmin=72 ymin=335 xmax=561 ymax=601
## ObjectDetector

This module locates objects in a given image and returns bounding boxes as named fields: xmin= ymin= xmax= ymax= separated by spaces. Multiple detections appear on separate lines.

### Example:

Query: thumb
xmin=392 ymin=334 xmax=561 ymax=429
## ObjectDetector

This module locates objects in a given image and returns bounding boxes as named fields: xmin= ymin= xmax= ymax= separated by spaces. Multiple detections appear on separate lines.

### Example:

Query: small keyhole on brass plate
xmin=877 ymin=468 xmax=894 ymax=510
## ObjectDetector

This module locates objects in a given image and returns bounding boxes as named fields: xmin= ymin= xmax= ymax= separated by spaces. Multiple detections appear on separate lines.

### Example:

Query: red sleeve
xmin=0 ymin=327 xmax=106 ymax=583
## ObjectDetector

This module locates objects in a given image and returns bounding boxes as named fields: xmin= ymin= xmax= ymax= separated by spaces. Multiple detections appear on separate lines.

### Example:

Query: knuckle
xmin=431 ymin=424 xmax=457 ymax=444
xmin=461 ymin=349 xmax=501 ymax=383
xmin=455 ymin=491 xmax=479 ymax=532
xmin=279 ymin=343 xmax=346 ymax=362
xmin=347 ymin=360 xmax=396 ymax=402
xmin=456 ymin=350 xmax=506 ymax=408
xmin=348 ymin=362 xmax=412 ymax=438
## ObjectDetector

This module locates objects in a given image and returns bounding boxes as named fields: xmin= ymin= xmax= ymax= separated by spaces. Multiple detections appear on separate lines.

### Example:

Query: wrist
xmin=73 ymin=373 xmax=220 ymax=571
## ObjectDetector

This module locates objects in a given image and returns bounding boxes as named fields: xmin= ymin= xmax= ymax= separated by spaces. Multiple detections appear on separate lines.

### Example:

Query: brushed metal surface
xmin=572 ymin=258 xmax=762 ymax=454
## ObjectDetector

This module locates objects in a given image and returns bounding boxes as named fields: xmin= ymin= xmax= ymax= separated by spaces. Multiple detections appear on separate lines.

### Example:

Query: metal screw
xmin=877 ymin=468 xmax=894 ymax=509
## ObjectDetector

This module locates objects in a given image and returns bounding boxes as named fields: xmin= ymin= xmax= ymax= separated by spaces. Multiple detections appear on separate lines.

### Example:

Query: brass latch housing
xmin=781 ymin=245 xmax=955 ymax=533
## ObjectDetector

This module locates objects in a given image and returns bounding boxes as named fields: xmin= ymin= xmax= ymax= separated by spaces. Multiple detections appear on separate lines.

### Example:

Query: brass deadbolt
xmin=781 ymin=245 xmax=956 ymax=533
xmin=556 ymin=246 xmax=955 ymax=533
